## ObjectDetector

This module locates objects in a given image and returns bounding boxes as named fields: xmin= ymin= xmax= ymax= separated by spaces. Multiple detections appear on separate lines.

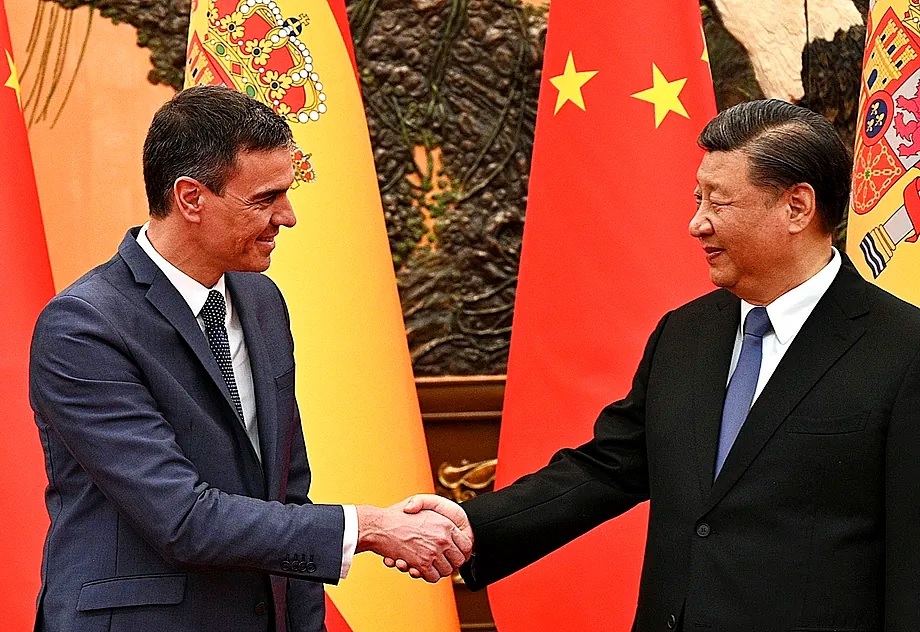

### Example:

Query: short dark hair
xmin=698 ymin=99 xmax=851 ymax=235
xmin=143 ymin=85 xmax=293 ymax=217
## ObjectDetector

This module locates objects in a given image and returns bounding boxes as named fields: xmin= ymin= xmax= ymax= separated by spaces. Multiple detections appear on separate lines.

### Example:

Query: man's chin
xmin=232 ymin=258 xmax=272 ymax=273
xmin=708 ymin=270 xmax=732 ymax=290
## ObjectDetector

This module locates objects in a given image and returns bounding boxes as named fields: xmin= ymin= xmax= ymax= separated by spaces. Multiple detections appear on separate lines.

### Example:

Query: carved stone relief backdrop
xmin=28 ymin=0 xmax=868 ymax=376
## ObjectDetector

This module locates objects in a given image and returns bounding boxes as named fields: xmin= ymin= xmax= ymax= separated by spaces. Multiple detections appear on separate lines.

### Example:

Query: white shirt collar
xmin=739 ymin=247 xmax=841 ymax=345
xmin=136 ymin=222 xmax=229 ymax=322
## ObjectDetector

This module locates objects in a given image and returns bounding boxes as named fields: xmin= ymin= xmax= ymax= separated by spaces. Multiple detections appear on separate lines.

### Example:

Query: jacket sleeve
xmin=459 ymin=314 xmax=668 ymax=590
xmin=30 ymin=293 xmax=345 ymax=583
xmin=284 ymin=396 xmax=336 ymax=627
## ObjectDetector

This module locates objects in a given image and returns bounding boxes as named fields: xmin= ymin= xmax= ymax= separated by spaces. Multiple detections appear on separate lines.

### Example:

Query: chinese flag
xmin=185 ymin=1 xmax=459 ymax=630
xmin=488 ymin=1 xmax=715 ymax=630
xmin=0 ymin=0 xmax=57 ymax=628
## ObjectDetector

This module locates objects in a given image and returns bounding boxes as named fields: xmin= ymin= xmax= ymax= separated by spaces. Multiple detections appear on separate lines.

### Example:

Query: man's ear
xmin=786 ymin=182 xmax=817 ymax=235
xmin=172 ymin=177 xmax=207 ymax=224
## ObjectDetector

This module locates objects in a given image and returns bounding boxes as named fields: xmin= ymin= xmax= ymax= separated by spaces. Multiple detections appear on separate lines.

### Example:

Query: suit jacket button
xmin=696 ymin=522 xmax=711 ymax=537
xmin=305 ymin=561 xmax=317 ymax=573
xmin=667 ymin=613 xmax=676 ymax=629
xmin=255 ymin=601 xmax=268 ymax=616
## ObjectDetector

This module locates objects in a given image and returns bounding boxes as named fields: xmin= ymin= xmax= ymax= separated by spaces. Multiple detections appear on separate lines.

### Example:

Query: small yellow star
xmin=701 ymin=25 xmax=710 ymax=64
xmin=631 ymin=63 xmax=689 ymax=128
xmin=549 ymin=51 xmax=598 ymax=115
xmin=4 ymin=50 xmax=21 ymax=109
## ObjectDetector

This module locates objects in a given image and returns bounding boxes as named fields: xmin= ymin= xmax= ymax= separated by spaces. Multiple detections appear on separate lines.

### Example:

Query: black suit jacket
xmin=30 ymin=229 xmax=343 ymax=632
xmin=461 ymin=257 xmax=920 ymax=631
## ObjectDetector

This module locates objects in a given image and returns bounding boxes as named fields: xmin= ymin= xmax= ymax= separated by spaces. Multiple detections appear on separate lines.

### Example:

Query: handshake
xmin=356 ymin=494 xmax=473 ymax=583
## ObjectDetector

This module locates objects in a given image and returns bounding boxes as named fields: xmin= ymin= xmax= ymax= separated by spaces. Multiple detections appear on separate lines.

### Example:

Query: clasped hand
xmin=357 ymin=494 xmax=473 ymax=583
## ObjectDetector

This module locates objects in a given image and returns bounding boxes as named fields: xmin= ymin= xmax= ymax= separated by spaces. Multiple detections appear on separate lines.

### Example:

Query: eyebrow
xmin=697 ymin=177 xmax=726 ymax=193
xmin=251 ymin=185 xmax=290 ymax=200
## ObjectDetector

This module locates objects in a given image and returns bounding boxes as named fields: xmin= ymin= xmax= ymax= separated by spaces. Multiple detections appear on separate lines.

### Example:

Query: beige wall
xmin=7 ymin=1 xmax=173 ymax=290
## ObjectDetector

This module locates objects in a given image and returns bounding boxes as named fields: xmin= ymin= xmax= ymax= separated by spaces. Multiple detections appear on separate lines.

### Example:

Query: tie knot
xmin=743 ymin=306 xmax=771 ymax=338
xmin=200 ymin=290 xmax=226 ymax=329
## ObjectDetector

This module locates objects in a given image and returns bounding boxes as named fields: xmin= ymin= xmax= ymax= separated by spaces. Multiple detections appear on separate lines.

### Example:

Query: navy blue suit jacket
xmin=30 ymin=229 xmax=344 ymax=632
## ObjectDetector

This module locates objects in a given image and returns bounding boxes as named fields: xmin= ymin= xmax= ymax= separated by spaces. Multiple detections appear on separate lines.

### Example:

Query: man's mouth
xmin=256 ymin=234 xmax=278 ymax=250
xmin=703 ymin=246 xmax=724 ymax=262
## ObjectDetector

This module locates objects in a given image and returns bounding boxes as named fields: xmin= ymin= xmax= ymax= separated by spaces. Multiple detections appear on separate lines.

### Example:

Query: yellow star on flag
xmin=550 ymin=51 xmax=598 ymax=115
xmin=4 ymin=50 xmax=21 ymax=109
xmin=631 ymin=63 xmax=689 ymax=128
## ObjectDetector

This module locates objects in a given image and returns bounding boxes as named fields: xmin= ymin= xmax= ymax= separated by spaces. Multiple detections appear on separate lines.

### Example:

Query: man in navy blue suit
xmin=29 ymin=85 xmax=470 ymax=632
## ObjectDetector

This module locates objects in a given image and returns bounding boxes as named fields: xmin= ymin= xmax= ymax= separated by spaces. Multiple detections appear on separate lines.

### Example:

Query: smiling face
xmin=689 ymin=150 xmax=798 ymax=305
xmin=197 ymin=147 xmax=296 ymax=278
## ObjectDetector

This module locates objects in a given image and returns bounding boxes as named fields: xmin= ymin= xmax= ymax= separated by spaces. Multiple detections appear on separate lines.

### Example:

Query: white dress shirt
xmin=137 ymin=224 xmax=357 ymax=578
xmin=728 ymin=247 xmax=842 ymax=404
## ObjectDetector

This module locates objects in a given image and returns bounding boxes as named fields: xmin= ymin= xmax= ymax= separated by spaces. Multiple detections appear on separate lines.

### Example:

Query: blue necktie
xmin=715 ymin=306 xmax=771 ymax=478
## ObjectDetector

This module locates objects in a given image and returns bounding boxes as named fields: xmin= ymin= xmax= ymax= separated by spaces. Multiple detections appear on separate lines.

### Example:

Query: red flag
xmin=489 ymin=1 xmax=715 ymax=630
xmin=0 ymin=0 xmax=57 ymax=628
xmin=324 ymin=593 xmax=353 ymax=632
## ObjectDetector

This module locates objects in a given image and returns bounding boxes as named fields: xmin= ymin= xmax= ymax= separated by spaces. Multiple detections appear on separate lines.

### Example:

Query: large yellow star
xmin=549 ymin=52 xmax=598 ymax=115
xmin=4 ymin=50 xmax=21 ymax=109
xmin=631 ymin=64 xmax=689 ymax=128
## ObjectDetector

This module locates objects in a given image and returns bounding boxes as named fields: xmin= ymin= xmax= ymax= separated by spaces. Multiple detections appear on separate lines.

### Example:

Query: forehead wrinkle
xmin=696 ymin=167 xmax=731 ymax=194
xmin=698 ymin=151 xmax=753 ymax=195
xmin=232 ymin=151 xmax=295 ymax=198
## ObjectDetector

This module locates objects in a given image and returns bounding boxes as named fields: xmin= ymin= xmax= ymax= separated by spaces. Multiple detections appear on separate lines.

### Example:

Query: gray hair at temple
xmin=143 ymin=85 xmax=293 ymax=218
xmin=697 ymin=99 xmax=852 ymax=236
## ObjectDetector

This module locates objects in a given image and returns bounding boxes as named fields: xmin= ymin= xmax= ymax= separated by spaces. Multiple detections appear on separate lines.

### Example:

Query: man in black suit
xmin=30 ymin=85 xmax=470 ymax=632
xmin=397 ymin=100 xmax=920 ymax=630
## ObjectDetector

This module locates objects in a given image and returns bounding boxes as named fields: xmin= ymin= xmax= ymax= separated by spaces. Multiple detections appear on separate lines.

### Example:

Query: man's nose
xmin=274 ymin=197 xmax=296 ymax=228
xmin=689 ymin=209 xmax=712 ymax=238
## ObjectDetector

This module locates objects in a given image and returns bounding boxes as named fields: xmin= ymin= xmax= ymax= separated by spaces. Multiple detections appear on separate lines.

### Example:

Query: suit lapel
xmin=706 ymin=260 xmax=869 ymax=510
xmin=692 ymin=291 xmax=740 ymax=501
xmin=119 ymin=231 xmax=266 ymax=485
xmin=119 ymin=231 xmax=238 ymax=415
xmin=145 ymin=278 xmax=236 ymax=400
xmin=228 ymin=274 xmax=280 ymax=496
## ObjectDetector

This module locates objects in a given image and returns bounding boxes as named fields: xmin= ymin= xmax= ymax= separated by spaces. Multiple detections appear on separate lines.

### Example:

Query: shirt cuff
xmin=340 ymin=504 xmax=358 ymax=579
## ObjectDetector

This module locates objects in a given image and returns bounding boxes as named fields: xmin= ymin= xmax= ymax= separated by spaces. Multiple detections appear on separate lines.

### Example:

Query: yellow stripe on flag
xmin=186 ymin=1 xmax=460 ymax=630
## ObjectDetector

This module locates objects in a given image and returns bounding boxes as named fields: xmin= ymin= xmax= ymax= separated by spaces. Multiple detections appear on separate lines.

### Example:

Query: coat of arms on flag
xmin=186 ymin=0 xmax=321 ymax=186
xmin=850 ymin=3 xmax=920 ymax=283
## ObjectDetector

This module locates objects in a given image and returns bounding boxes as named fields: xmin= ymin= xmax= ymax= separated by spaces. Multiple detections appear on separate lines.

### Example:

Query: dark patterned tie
xmin=715 ymin=306 xmax=771 ymax=478
xmin=200 ymin=290 xmax=244 ymax=423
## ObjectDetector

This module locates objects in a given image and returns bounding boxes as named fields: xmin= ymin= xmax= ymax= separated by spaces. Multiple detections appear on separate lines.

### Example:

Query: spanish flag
xmin=185 ymin=1 xmax=459 ymax=630
xmin=848 ymin=0 xmax=920 ymax=300
xmin=0 ymin=0 xmax=57 ymax=627
xmin=488 ymin=0 xmax=715 ymax=629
